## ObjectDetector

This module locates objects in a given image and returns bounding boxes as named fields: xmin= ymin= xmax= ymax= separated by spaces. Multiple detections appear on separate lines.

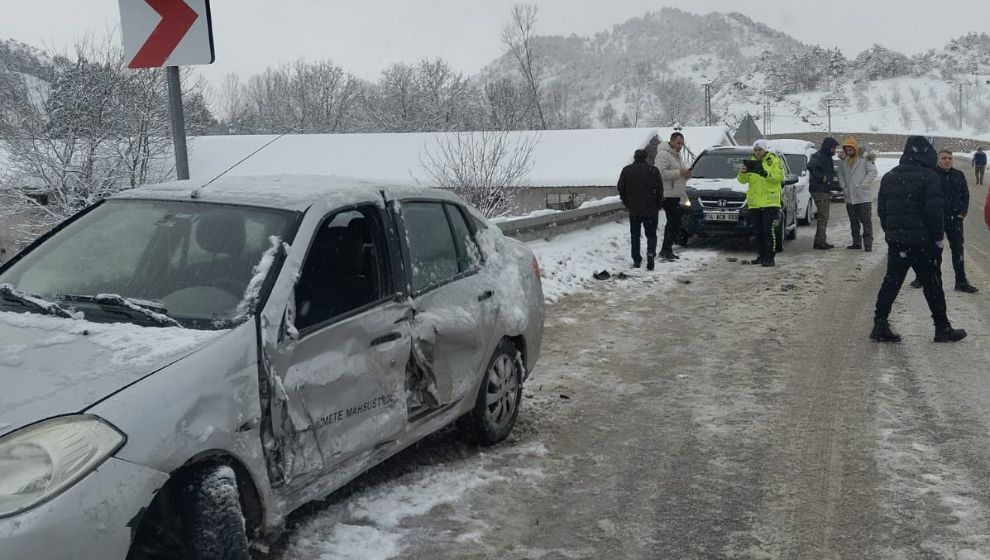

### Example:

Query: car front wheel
xmin=459 ymin=340 xmax=523 ymax=446
xmin=129 ymin=465 xmax=250 ymax=560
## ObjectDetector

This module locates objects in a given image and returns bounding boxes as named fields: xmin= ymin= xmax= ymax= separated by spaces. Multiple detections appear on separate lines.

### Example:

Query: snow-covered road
xmin=272 ymin=162 xmax=990 ymax=560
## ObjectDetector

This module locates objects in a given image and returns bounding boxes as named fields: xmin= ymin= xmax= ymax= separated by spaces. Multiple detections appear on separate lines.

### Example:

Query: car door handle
xmin=370 ymin=332 xmax=402 ymax=347
xmin=477 ymin=290 xmax=494 ymax=302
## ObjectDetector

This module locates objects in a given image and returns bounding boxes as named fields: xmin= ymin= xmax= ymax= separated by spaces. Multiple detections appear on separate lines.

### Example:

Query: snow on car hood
xmin=0 ymin=312 xmax=224 ymax=438
xmin=686 ymin=177 xmax=748 ymax=195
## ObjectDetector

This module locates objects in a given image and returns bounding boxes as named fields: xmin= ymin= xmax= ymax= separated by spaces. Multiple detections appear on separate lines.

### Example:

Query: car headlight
xmin=0 ymin=415 xmax=125 ymax=518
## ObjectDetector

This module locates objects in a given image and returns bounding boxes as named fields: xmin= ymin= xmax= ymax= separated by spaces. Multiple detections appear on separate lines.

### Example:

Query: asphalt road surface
xmin=276 ymin=165 xmax=990 ymax=560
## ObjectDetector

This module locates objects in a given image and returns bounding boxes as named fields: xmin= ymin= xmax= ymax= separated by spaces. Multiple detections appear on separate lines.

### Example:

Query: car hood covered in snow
xmin=0 ymin=312 xmax=224 ymax=438
xmin=686 ymin=177 xmax=748 ymax=195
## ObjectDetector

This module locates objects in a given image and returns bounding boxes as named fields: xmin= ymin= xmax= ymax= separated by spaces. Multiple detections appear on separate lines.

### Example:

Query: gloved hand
xmin=934 ymin=240 xmax=944 ymax=249
xmin=753 ymin=165 xmax=768 ymax=178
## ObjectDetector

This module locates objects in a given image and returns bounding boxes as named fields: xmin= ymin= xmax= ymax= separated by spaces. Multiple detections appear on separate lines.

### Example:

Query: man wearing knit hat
xmin=738 ymin=139 xmax=785 ymax=267
xmin=617 ymin=148 xmax=664 ymax=270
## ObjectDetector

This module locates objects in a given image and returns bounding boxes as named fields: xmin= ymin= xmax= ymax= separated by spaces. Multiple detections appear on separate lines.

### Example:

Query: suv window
xmin=295 ymin=206 xmax=390 ymax=330
xmin=782 ymin=154 xmax=807 ymax=174
xmin=401 ymin=202 xmax=461 ymax=292
xmin=445 ymin=203 xmax=481 ymax=272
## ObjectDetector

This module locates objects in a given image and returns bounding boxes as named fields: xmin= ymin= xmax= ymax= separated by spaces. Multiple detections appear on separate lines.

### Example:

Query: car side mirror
xmin=784 ymin=174 xmax=799 ymax=186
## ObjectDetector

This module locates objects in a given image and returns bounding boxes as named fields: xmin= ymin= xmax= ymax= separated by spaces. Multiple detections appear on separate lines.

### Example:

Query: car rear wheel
xmin=459 ymin=339 xmax=523 ymax=446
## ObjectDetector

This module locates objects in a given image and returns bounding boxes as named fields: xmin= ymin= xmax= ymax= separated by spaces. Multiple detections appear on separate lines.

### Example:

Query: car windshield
xmin=782 ymin=154 xmax=807 ymax=174
xmin=691 ymin=153 xmax=751 ymax=179
xmin=0 ymin=199 xmax=295 ymax=329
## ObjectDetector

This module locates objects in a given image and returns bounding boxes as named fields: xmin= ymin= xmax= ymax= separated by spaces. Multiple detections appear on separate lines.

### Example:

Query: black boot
xmin=870 ymin=318 xmax=901 ymax=342
xmin=847 ymin=243 xmax=862 ymax=250
xmin=658 ymin=249 xmax=676 ymax=260
xmin=646 ymin=256 xmax=655 ymax=271
xmin=934 ymin=324 xmax=967 ymax=343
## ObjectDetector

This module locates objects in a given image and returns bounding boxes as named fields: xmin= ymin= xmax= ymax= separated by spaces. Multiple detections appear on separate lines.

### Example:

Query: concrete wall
xmin=510 ymin=185 xmax=618 ymax=214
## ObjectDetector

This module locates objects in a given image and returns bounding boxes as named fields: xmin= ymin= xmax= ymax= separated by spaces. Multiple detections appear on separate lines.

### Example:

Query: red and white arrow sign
xmin=119 ymin=0 xmax=214 ymax=68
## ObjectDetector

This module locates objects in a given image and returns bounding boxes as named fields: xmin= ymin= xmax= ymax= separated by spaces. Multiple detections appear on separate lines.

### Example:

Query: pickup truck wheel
xmin=459 ymin=340 xmax=523 ymax=446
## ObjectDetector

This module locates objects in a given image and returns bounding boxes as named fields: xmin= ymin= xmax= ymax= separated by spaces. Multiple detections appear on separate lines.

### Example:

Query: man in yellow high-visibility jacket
xmin=737 ymin=139 xmax=785 ymax=267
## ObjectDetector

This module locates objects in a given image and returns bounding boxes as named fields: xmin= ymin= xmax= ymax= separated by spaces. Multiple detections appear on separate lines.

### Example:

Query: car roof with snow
xmin=113 ymin=174 xmax=460 ymax=212
xmin=766 ymin=139 xmax=816 ymax=156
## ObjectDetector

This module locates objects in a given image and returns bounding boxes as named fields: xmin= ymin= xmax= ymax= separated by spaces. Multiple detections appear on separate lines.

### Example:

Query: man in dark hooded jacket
xmin=617 ymin=149 xmax=663 ymax=270
xmin=871 ymin=136 xmax=966 ymax=343
xmin=807 ymin=137 xmax=839 ymax=249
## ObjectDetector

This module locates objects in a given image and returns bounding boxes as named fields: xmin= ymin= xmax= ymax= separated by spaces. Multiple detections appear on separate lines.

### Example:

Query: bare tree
xmin=0 ymin=34 xmax=209 ymax=241
xmin=216 ymin=72 xmax=245 ymax=130
xmin=417 ymin=130 xmax=540 ymax=217
xmin=482 ymin=76 xmax=529 ymax=130
xmin=501 ymin=4 xmax=547 ymax=129
xmin=650 ymin=77 xmax=702 ymax=126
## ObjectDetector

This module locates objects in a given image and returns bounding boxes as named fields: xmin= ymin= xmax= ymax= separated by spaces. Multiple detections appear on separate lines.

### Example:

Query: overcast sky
xmin=1 ymin=0 xmax=985 ymax=89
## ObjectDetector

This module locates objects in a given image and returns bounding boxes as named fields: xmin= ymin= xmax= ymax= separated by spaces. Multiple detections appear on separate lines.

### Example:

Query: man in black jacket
xmin=910 ymin=150 xmax=977 ymax=293
xmin=871 ymin=137 xmax=966 ymax=343
xmin=973 ymin=147 xmax=986 ymax=185
xmin=617 ymin=149 xmax=664 ymax=270
xmin=807 ymin=137 xmax=839 ymax=249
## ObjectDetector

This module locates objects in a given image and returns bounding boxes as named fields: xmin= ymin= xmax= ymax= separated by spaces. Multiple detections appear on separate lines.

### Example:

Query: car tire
xmin=179 ymin=466 xmax=250 ymax=560
xmin=798 ymin=201 xmax=814 ymax=226
xmin=459 ymin=339 xmax=523 ymax=446
xmin=774 ymin=211 xmax=785 ymax=252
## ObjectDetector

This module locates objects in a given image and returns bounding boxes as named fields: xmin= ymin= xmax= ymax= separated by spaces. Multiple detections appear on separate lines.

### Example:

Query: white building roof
xmin=187 ymin=127 xmax=735 ymax=189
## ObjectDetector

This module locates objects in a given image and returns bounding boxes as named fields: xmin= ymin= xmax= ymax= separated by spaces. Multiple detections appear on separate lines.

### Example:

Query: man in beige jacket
xmin=655 ymin=132 xmax=692 ymax=260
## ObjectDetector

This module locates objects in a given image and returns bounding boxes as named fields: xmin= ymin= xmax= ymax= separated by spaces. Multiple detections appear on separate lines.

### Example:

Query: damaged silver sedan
xmin=0 ymin=175 xmax=544 ymax=559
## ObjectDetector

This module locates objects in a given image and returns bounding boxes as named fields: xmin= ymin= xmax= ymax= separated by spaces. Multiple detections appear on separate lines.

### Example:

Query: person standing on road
xmin=972 ymin=147 xmax=987 ymax=186
xmin=617 ymin=148 xmax=664 ymax=270
xmin=871 ymin=136 xmax=966 ymax=344
xmin=910 ymin=150 xmax=978 ymax=293
xmin=737 ymin=139 xmax=784 ymax=267
xmin=807 ymin=137 xmax=840 ymax=249
xmin=655 ymin=132 xmax=691 ymax=261
xmin=838 ymin=137 xmax=879 ymax=251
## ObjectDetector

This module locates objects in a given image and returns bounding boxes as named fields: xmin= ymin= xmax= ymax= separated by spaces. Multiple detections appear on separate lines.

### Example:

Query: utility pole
xmin=823 ymin=96 xmax=847 ymax=135
xmin=762 ymin=92 xmax=772 ymax=136
xmin=956 ymin=82 xmax=970 ymax=130
xmin=704 ymin=83 xmax=713 ymax=126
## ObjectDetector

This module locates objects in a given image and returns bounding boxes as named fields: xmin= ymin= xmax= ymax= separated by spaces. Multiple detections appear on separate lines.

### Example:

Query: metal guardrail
xmin=496 ymin=201 xmax=627 ymax=242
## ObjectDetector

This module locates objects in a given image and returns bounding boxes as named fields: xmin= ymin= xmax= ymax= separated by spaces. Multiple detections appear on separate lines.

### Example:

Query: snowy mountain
xmin=485 ymin=8 xmax=990 ymax=139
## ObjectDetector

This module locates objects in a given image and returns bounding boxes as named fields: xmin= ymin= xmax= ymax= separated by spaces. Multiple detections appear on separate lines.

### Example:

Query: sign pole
xmin=166 ymin=65 xmax=190 ymax=180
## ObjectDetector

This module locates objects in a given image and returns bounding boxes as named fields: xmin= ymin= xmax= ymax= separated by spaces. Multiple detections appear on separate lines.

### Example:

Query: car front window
xmin=0 ymin=199 xmax=294 ymax=329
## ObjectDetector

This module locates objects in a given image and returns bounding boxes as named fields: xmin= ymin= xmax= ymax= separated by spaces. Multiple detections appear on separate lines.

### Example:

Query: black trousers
xmin=875 ymin=242 xmax=948 ymax=326
xmin=944 ymin=218 xmax=967 ymax=285
xmin=629 ymin=214 xmax=659 ymax=263
xmin=976 ymin=166 xmax=985 ymax=185
xmin=661 ymin=197 xmax=682 ymax=253
xmin=751 ymin=207 xmax=779 ymax=261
